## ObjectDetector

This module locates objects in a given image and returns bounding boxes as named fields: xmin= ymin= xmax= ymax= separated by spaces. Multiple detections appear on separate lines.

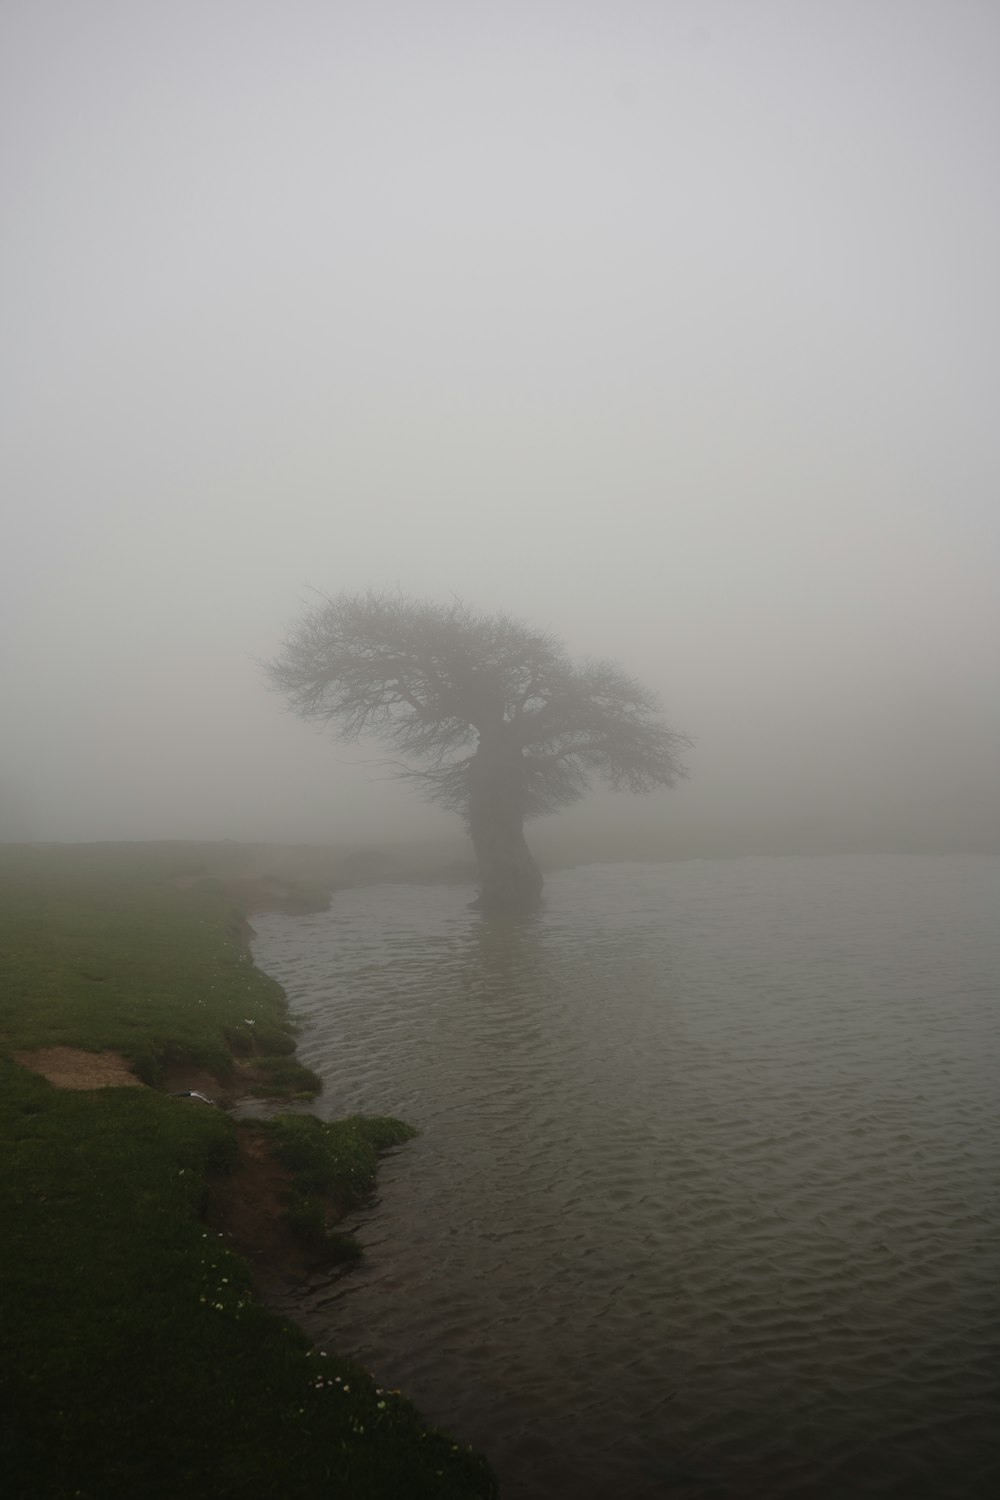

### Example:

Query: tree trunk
xmin=467 ymin=730 xmax=543 ymax=914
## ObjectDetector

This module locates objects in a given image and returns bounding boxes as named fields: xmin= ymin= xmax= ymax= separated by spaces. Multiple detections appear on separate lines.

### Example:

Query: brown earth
xmin=12 ymin=1049 xmax=311 ymax=1111
xmin=12 ymin=1049 xmax=237 ymax=1104
xmin=161 ymin=1062 xmax=234 ymax=1102
xmin=13 ymin=1046 xmax=144 ymax=1090
xmin=163 ymin=1059 xmax=317 ymax=1108
xmin=204 ymin=1124 xmax=340 ymax=1293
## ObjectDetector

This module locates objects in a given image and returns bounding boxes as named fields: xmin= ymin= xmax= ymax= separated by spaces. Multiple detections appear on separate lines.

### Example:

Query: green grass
xmin=0 ymin=843 xmax=318 ymax=1091
xmin=0 ymin=844 xmax=497 ymax=1500
xmin=238 ymin=1053 xmax=324 ymax=1097
xmin=263 ymin=1113 xmax=419 ymax=1198
xmin=260 ymin=1113 xmax=419 ymax=1259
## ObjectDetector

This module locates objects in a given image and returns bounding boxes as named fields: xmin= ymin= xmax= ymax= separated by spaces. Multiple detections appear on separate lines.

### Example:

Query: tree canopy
xmin=265 ymin=590 xmax=690 ymax=912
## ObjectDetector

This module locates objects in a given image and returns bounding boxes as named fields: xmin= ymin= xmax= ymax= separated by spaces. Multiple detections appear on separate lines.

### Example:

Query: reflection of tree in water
xmin=446 ymin=913 xmax=562 ymax=1066
xmin=466 ymin=912 xmax=546 ymax=988
xmin=464 ymin=912 xmax=549 ymax=994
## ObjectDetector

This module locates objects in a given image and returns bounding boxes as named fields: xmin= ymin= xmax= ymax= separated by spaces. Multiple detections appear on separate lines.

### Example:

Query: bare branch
xmin=263 ymin=589 xmax=689 ymax=821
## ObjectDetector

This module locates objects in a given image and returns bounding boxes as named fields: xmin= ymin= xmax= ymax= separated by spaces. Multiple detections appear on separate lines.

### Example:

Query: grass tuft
xmin=258 ymin=1113 xmax=419 ymax=1259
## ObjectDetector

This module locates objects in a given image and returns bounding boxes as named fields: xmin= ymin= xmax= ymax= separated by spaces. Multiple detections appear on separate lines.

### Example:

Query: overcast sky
xmin=3 ymin=0 xmax=998 ymax=850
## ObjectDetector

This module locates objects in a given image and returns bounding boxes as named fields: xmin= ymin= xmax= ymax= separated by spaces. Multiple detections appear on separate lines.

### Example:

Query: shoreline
xmin=0 ymin=841 xmax=497 ymax=1499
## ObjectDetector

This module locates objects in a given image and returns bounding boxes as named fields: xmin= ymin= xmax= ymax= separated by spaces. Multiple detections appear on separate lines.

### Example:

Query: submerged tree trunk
xmin=467 ymin=729 xmax=543 ymax=914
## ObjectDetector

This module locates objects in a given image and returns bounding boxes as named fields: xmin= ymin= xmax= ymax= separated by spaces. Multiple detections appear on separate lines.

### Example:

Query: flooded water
xmin=251 ymin=856 xmax=1000 ymax=1498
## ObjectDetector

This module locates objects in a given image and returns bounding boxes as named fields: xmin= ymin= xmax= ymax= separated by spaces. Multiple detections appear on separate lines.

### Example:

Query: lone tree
xmin=265 ymin=591 xmax=690 ymax=914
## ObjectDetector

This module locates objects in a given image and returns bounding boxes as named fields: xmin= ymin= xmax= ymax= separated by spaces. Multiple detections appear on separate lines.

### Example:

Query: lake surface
xmin=251 ymin=856 xmax=1000 ymax=1498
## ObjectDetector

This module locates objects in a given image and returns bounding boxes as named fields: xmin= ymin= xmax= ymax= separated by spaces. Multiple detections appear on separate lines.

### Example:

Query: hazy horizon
xmin=3 ymin=1 xmax=998 ymax=854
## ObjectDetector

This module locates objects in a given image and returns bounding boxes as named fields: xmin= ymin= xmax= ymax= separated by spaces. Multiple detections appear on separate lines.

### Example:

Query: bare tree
xmin=264 ymin=590 xmax=690 ymax=913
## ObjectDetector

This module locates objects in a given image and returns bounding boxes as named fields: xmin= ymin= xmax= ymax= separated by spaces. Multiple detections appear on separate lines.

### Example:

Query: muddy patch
xmin=162 ymin=1063 xmax=235 ymax=1106
xmin=13 ymin=1046 xmax=144 ymax=1090
xmin=205 ymin=1125 xmax=340 ymax=1292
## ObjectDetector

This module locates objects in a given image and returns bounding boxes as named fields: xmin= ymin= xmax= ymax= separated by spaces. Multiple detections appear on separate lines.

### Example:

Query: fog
xmin=3 ymin=0 xmax=998 ymax=856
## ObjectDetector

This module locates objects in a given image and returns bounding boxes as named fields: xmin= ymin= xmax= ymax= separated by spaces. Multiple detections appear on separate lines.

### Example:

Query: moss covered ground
xmin=0 ymin=843 xmax=496 ymax=1500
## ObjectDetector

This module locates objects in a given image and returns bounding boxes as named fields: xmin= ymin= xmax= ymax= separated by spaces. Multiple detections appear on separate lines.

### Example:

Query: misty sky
xmin=3 ymin=0 xmax=998 ymax=849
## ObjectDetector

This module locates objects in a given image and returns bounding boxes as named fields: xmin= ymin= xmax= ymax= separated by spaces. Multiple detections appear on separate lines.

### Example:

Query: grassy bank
xmin=0 ymin=843 xmax=495 ymax=1500
xmin=0 ymin=842 xmax=324 ymax=1089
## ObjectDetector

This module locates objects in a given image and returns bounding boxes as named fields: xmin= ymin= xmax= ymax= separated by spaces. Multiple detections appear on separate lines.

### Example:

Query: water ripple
xmin=254 ymin=856 xmax=1000 ymax=1498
